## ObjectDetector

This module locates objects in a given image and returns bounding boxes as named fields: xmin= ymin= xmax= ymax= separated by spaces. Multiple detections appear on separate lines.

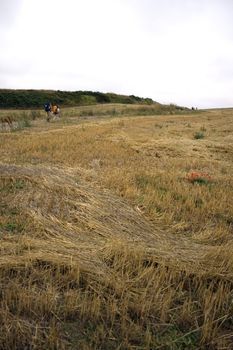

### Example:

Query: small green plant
xmin=186 ymin=172 xmax=212 ymax=185
xmin=194 ymin=131 xmax=204 ymax=139
xmin=0 ymin=179 xmax=26 ymax=192
xmin=192 ymin=176 xmax=209 ymax=184
xmin=5 ymin=222 xmax=18 ymax=232
xmin=0 ymin=221 xmax=23 ymax=233
xmin=15 ymin=179 xmax=26 ymax=189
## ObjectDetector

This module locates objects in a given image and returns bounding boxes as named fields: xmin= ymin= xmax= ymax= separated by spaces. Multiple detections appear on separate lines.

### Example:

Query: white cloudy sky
xmin=1 ymin=0 xmax=233 ymax=108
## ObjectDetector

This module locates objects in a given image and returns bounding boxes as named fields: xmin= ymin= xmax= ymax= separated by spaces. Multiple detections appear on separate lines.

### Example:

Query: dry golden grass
xmin=0 ymin=105 xmax=233 ymax=349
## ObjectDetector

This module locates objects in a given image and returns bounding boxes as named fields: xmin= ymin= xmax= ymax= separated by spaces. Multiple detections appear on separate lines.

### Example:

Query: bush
xmin=194 ymin=131 xmax=204 ymax=139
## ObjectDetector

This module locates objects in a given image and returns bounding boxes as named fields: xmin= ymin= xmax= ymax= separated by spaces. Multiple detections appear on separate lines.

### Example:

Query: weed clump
xmin=194 ymin=131 xmax=205 ymax=139
xmin=186 ymin=172 xmax=212 ymax=185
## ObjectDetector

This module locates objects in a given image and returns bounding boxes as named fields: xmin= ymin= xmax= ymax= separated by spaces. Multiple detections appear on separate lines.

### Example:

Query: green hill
xmin=0 ymin=89 xmax=155 ymax=109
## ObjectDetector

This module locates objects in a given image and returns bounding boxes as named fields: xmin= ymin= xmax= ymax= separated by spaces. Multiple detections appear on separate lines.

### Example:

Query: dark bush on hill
xmin=0 ymin=89 xmax=155 ymax=108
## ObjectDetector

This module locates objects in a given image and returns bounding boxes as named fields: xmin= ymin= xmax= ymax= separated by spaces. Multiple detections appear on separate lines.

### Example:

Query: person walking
xmin=44 ymin=101 xmax=52 ymax=122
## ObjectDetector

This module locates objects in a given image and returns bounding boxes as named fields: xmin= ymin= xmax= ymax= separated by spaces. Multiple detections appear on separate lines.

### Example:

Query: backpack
xmin=44 ymin=102 xmax=51 ymax=112
xmin=52 ymin=105 xmax=58 ymax=114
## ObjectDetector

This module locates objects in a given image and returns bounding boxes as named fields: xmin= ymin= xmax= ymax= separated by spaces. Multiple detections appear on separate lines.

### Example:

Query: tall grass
xmin=0 ymin=110 xmax=43 ymax=132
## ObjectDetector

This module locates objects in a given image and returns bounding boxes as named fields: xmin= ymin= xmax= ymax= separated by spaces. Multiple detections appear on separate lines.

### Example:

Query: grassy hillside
xmin=0 ymin=105 xmax=232 ymax=349
xmin=0 ymin=89 xmax=157 ymax=108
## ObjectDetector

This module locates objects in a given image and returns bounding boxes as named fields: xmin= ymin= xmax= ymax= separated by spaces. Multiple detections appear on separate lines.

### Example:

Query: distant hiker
xmin=44 ymin=101 xmax=52 ymax=121
xmin=51 ymin=104 xmax=60 ymax=118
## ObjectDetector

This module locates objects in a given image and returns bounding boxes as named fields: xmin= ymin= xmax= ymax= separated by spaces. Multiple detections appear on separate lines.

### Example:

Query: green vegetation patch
xmin=0 ymin=89 xmax=154 ymax=108
xmin=0 ymin=220 xmax=24 ymax=234
xmin=194 ymin=131 xmax=205 ymax=139
xmin=0 ymin=177 xmax=27 ymax=192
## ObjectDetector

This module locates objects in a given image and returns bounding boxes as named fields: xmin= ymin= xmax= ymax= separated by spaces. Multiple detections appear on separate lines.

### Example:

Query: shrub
xmin=194 ymin=131 xmax=204 ymax=139
xmin=186 ymin=172 xmax=212 ymax=185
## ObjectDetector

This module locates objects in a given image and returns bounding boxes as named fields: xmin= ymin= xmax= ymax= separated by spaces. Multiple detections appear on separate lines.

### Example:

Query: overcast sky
xmin=1 ymin=0 xmax=233 ymax=108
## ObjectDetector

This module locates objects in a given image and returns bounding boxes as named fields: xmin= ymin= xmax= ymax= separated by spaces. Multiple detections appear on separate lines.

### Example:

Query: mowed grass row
xmin=0 ymin=105 xmax=233 ymax=349
xmin=1 ymin=164 xmax=233 ymax=350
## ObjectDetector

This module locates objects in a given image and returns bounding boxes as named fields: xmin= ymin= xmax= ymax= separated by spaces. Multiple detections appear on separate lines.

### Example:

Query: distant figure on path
xmin=44 ymin=102 xmax=61 ymax=121
xmin=44 ymin=101 xmax=52 ymax=122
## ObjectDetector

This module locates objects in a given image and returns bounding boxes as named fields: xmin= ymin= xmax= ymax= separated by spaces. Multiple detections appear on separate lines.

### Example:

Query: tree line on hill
xmin=0 ymin=89 xmax=155 ymax=109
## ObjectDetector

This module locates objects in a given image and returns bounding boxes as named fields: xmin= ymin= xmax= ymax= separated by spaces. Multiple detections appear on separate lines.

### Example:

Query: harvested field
xmin=0 ymin=105 xmax=233 ymax=349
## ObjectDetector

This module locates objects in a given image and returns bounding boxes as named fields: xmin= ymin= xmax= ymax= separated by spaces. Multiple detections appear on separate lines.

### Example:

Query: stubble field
xmin=0 ymin=105 xmax=233 ymax=349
